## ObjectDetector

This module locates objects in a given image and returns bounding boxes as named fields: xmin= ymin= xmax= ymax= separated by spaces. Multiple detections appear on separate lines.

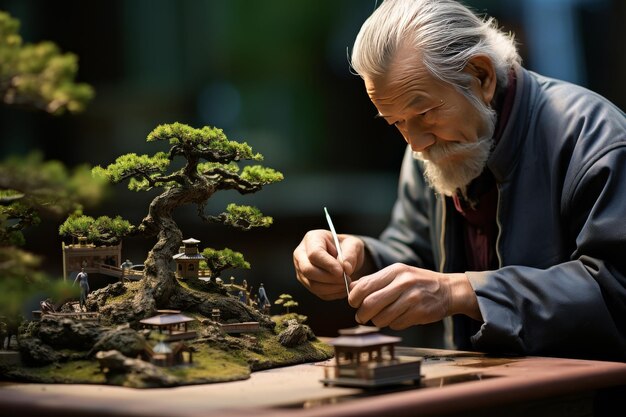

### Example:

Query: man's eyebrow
xmin=403 ymin=95 xmax=428 ymax=111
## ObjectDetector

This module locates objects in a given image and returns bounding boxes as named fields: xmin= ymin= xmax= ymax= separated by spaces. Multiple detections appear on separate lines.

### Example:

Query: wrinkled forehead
xmin=364 ymin=44 xmax=436 ymax=103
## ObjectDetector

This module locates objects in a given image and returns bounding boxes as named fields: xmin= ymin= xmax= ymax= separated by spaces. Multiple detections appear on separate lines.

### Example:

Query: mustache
xmin=413 ymin=138 xmax=492 ymax=163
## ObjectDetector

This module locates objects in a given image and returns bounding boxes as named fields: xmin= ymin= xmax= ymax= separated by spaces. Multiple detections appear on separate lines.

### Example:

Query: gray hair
xmin=350 ymin=0 xmax=520 ymax=98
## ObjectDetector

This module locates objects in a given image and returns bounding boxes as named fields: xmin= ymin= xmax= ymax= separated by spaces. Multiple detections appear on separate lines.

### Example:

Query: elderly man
xmin=293 ymin=0 xmax=626 ymax=361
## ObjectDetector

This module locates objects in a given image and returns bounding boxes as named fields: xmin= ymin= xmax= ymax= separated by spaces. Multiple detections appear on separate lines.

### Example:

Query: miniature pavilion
xmin=321 ymin=325 xmax=422 ymax=387
xmin=330 ymin=325 xmax=401 ymax=365
xmin=173 ymin=238 xmax=205 ymax=279
xmin=139 ymin=313 xmax=197 ymax=342
xmin=61 ymin=238 xmax=122 ymax=281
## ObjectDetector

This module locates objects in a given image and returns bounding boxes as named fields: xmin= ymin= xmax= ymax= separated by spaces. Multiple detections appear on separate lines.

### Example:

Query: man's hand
xmin=293 ymin=229 xmax=367 ymax=300
xmin=348 ymin=264 xmax=481 ymax=329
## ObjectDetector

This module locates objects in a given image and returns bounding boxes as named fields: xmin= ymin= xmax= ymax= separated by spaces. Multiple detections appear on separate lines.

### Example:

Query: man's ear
xmin=464 ymin=55 xmax=497 ymax=105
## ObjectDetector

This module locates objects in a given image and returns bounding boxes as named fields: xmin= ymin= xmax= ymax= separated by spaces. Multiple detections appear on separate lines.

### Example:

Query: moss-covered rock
xmin=18 ymin=336 xmax=62 ymax=365
xmin=37 ymin=317 xmax=103 ymax=350
xmin=89 ymin=326 xmax=147 ymax=358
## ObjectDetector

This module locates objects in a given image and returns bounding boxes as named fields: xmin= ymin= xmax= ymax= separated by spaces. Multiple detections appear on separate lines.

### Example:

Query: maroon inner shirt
xmin=452 ymin=71 xmax=517 ymax=271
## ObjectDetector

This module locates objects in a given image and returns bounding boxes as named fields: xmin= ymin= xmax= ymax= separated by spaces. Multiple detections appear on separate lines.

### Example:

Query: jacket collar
xmin=487 ymin=64 xmax=535 ymax=183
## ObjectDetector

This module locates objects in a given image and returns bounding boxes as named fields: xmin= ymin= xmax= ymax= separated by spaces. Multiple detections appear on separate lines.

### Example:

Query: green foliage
xmin=0 ymin=246 xmax=78 ymax=320
xmin=197 ymin=161 xmax=240 ymax=175
xmin=272 ymin=313 xmax=308 ymax=332
xmin=0 ymin=152 xmax=108 ymax=217
xmin=220 ymin=203 xmax=273 ymax=230
xmin=274 ymin=293 xmax=299 ymax=314
xmin=240 ymin=165 xmax=284 ymax=184
xmin=0 ymin=11 xmax=94 ymax=114
xmin=147 ymin=122 xmax=262 ymax=162
xmin=59 ymin=212 xmax=133 ymax=245
xmin=0 ymin=201 xmax=39 ymax=246
xmin=0 ymin=152 xmax=109 ymax=249
xmin=275 ymin=294 xmax=293 ymax=304
xmin=0 ymin=12 xmax=96 ymax=339
xmin=92 ymin=152 xmax=170 ymax=191
xmin=199 ymin=247 xmax=250 ymax=278
xmin=88 ymin=122 xmax=283 ymax=282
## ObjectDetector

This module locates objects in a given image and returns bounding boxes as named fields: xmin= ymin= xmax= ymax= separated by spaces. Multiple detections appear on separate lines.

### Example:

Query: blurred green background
xmin=1 ymin=0 xmax=624 ymax=339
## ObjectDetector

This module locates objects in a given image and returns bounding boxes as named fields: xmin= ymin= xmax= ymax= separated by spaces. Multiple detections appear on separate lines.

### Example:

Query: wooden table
xmin=1 ymin=347 xmax=625 ymax=417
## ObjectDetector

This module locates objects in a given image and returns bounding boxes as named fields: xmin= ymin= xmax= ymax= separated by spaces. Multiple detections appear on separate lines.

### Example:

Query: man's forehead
xmin=365 ymin=69 xmax=433 ymax=107
xmin=366 ymin=49 xmax=435 ymax=99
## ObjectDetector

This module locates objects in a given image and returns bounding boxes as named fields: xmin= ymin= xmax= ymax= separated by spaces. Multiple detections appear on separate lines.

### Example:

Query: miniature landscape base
xmin=0 ymin=327 xmax=334 ymax=387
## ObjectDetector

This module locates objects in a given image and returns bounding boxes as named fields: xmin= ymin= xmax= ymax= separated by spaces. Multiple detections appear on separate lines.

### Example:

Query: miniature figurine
xmin=39 ymin=299 xmax=56 ymax=314
xmin=120 ymin=259 xmax=134 ymax=282
xmin=258 ymin=283 xmax=271 ymax=314
xmin=73 ymin=268 xmax=90 ymax=311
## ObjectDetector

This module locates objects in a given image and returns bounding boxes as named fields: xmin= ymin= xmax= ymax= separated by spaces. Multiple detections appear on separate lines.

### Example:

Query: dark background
xmin=1 ymin=0 xmax=624 ymax=340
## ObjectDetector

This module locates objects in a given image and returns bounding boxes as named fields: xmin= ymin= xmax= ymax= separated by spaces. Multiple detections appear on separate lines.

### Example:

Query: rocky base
xmin=0 ymin=280 xmax=334 ymax=388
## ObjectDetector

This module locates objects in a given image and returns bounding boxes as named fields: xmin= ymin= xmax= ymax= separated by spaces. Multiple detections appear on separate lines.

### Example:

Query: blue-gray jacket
xmin=362 ymin=65 xmax=626 ymax=361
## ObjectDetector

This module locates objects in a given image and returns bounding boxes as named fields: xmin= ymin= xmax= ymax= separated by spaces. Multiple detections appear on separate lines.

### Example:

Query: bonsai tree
xmin=274 ymin=293 xmax=299 ymax=314
xmin=0 ymin=10 xmax=97 ymax=342
xmin=59 ymin=211 xmax=133 ymax=246
xmin=92 ymin=122 xmax=283 ymax=313
xmin=199 ymin=246 xmax=250 ymax=280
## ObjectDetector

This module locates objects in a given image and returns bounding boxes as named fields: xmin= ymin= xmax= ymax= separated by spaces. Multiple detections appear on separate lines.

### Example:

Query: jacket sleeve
xmin=361 ymin=146 xmax=437 ymax=271
xmin=468 ymin=144 xmax=626 ymax=362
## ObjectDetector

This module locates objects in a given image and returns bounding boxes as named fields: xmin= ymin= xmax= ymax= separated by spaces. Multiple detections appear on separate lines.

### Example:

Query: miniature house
xmin=139 ymin=313 xmax=197 ymax=342
xmin=321 ymin=325 xmax=422 ymax=388
xmin=173 ymin=238 xmax=205 ymax=279
xmin=61 ymin=241 xmax=122 ymax=281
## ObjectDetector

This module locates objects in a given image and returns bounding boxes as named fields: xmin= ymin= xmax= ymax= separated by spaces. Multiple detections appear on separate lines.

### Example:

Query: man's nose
xmin=402 ymin=123 xmax=435 ymax=152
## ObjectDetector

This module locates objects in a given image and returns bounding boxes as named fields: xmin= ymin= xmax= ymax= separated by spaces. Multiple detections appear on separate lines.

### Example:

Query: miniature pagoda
xmin=173 ymin=238 xmax=205 ymax=279
xmin=139 ymin=313 xmax=197 ymax=342
xmin=320 ymin=325 xmax=422 ymax=388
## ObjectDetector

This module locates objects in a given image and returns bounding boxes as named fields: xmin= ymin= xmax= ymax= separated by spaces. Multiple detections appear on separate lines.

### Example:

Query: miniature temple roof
xmin=182 ymin=238 xmax=200 ymax=245
xmin=329 ymin=333 xmax=402 ymax=348
xmin=330 ymin=326 xmax=401 ymax=348
xmin=338 ymin=325 xmax=380 ymax=336
xmin=173 ymin=252 xmax=205 ymax=260
xmin=140 ymin=313 xmax=196 ymax=326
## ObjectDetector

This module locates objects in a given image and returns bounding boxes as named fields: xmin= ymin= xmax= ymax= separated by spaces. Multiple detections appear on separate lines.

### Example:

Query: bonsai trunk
xmin=139 ymin=179 xmax=213 ymax=308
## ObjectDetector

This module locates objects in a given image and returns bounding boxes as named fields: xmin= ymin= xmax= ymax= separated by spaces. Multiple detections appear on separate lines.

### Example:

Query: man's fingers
xmin=368 ymin=290 xmax=411 ymax=328
xmin=338 ymin=235 xmax=362 ymax=276
xmin=299 ymin=275 xmax=349 ymax=298
xmin=353 ymin=278 xmax=403 ymax=324
xmin=386 ymin=307 xmax=415 ymax=330
xmin=294 ymin=245 xmax=342 ymax=285
xmin=348 ymin=264 xmax=398 ymax=308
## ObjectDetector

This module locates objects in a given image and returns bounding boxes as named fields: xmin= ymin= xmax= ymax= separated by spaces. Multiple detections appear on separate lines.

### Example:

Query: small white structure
xmin=173 ymin=238 xmax=205 ymax=279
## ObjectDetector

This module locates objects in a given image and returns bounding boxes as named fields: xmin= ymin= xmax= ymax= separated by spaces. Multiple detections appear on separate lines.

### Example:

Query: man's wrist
xmin=448 ymin=273 xmax=482 ymax=321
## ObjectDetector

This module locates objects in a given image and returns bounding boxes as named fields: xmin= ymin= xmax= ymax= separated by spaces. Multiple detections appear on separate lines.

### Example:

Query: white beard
xmin=413 ymin=100 xmax=497 ymax=197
